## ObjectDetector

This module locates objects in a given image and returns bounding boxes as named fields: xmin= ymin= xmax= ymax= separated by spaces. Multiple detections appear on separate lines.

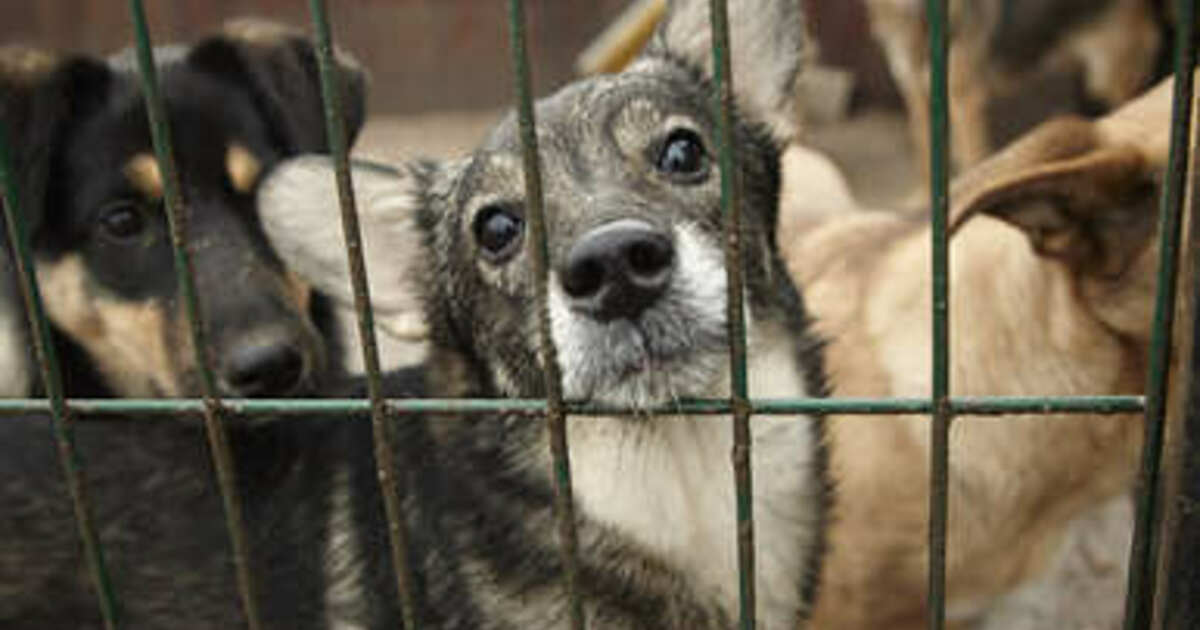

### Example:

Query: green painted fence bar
xmin=706 ymin=0 xmax=759 ymax=627
xmin=127 ymin=1 xmax=263 ymax=628
xmin=1123 ymin=0 xmax=1197 ymax=627
xmin=0 ymin=116 xmax=120 ymax=630
xmin=505 ymin=1 xmax=586 ymax=627
xmin=1156 ymin=180 xmax=1200 ymax=628
xmin=0 ymin=394 xmax=1151 ymax=418
xmin=925 ymin=0 xmax=951 ymax=627
xmin=305 ymin=1 xmax=421 ymax=627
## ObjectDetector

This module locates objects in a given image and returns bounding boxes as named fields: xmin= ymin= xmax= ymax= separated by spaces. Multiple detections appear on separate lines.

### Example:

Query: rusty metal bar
xmin=505 ymin=1 xmax=586 ymax=627
xmin=0 ymin=394 xmax=1148 ymax=418
xmin=305 ymin=1 xmax=421 ymax=626
xmin=706 ymin=0 xmax=757 ymax=626
xmin=126 ymin=2 xmax=261 ymax=627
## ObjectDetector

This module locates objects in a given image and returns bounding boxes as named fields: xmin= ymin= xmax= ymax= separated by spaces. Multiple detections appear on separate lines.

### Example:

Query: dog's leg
xmin=948 ymin=41 xmax=994 ymax=169
xmin=1064 ymin=0 xmax=1162 ymax=110
xmin=869 ymin=1 xmax=935 ymax=186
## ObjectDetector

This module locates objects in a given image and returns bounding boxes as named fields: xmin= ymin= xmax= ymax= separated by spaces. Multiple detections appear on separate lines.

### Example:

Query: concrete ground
xmin=357 ymin=110 xmax=502 ymax=164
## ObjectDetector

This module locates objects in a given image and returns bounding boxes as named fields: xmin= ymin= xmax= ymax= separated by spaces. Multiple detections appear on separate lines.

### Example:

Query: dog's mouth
xmin=555 ymin=313 xmax=729 ymax=407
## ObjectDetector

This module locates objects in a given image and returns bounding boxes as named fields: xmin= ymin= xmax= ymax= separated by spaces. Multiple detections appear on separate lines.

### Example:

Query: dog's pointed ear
xmin=258 ymin=156 xmax=431 ymax=343
xmin=641 ymin=0 xmax=808 ymax=139
xmin=949 ymin=118 xmax=1159 ymax=278
xmin=185 ymin=19 xmax=367 ymax=154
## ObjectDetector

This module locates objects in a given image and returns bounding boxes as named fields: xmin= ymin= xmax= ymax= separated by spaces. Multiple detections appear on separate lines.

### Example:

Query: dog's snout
xmin=561 ymin=219 xmax=674 ymax=321
xmin=221 ymin=336 xmax=306 ymax=397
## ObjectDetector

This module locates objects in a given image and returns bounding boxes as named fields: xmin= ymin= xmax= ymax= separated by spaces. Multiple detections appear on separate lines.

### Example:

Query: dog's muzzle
xmin=216 ymin=325 xmax=313 ymax=397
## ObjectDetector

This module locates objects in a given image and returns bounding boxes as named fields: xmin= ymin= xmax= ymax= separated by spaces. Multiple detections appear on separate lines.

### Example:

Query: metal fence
xmin=0 ymin=0 xmax=1196 ymax=629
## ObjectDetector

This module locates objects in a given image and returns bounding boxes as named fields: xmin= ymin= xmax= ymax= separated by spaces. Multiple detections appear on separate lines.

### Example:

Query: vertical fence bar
xmin=125 ymin=2 xmax=262 ymax=628
xmin=925 ymin=0 xmax=951 ymax=628
xmin=0 ymin=121 xmax=121 ymax=630
xmin=505 ymin=3 xmax=586 ymax=628
xmin=706 ymin=0 xmax=757 ymax=627
xmin=305 ymin=1 xmax=420 ymax=627
xmin=1122 ymin=0 xmax=1197 ymax=627
xmin=1154 ymin=86 xmax=1199 ymax=628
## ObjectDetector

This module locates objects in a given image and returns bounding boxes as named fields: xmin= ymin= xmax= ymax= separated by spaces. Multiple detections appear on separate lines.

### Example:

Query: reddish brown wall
xmin=0 ymin=1 xmax=893 ymax=114
xmin=0 ymin=0 xmax=630 ymax=114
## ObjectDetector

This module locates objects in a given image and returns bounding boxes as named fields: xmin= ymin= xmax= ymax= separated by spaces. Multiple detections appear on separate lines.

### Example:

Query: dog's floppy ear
xmin=1 ymin=47 xmax=111 ymax=395
xmin=641 ymin=0 xmax=808 ymax=140
xmin=185 ymin=19 xmax=367 ymax=154
xmin=258 ymin=156 xmax=429 ymax=345
xmin=949 ymin=117 xmax=1159 ymax=279
xmin=1 ymin=47 xmax=111 ymax=234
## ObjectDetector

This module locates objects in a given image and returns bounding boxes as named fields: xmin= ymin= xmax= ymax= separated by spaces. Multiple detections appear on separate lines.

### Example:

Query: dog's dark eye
xmin=656 ymin=129 xmax=707 ymax=177
xmin=97 ymin=202 xmax=146 ymax=241
xmin=473 ymin=205 xmax=524 ymax=262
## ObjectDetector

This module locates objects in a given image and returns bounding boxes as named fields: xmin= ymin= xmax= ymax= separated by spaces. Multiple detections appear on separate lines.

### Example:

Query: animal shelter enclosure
xmin=0 ymin=0 xmax=1198 ymax=628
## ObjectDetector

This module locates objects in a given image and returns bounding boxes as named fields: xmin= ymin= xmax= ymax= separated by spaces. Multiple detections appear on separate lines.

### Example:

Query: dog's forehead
xmin=480 ymin=69 xmax=708 ymax=153
xmin=64 ymin=66 xmax=277 ymax=196
xmin=453 ymin=68 xmax=712 ymax=208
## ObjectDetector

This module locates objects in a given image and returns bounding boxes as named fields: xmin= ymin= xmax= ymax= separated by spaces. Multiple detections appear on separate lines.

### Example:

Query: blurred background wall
xmin=0 ymin=1 xmax=633 ymax=115
xmin=0 ymin=0 xmax=896 ymax=116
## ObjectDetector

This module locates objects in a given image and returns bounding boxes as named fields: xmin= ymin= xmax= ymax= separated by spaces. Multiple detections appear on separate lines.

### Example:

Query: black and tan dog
xmin=0 ymin=19 xmax=364 ymax=400
xmin=0 ymin=19 xmax=366 ymax=628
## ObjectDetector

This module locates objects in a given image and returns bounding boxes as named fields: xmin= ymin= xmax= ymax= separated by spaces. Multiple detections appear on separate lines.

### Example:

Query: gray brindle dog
xmin=260 ymin=0 xmax=828 ymax=627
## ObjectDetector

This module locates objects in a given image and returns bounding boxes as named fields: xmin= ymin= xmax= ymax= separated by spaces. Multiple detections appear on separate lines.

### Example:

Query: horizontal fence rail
xmin=0 ymin=0 xmax=1194 ymax=629
xmin=0 ymin=395 xmax=1150 ymax=418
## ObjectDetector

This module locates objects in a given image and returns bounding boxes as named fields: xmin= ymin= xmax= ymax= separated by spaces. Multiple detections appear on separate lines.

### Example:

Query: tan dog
xmin=780 ymin=74 xmax=1180 ymax=628
xmin=864 ymin=0 xmax=1164 ymax=178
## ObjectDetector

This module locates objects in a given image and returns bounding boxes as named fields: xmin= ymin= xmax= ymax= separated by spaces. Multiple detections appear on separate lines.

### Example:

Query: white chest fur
xmin=566 ymin=332 xmax=822 ymax=627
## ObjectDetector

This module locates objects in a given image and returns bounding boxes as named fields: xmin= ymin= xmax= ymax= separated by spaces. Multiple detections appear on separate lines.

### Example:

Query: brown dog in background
xmin=779 ymin=74 xmax=1181 ymax=628
xmin=864 ymin=0 xmax=1165 ymax=178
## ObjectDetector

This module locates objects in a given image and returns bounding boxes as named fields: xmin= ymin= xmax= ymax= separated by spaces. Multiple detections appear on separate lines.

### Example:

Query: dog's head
xmin=948 ymin=73 xmax=1180 ymax=342
xmin=260 ymin=0 xmax=818 ymax=406
xmin=0 ymin=20 xmax=365 ymax=397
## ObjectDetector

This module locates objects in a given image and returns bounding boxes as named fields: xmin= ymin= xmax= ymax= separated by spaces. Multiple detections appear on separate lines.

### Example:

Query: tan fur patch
xmin=226 ymin=144 xmax=263 ymax=194
xmin=37 ymin=254 xmax=181 ymax=397
xmin=0 ymin=46 xmax=58 ymax=83
xmin=284 ymin=270 xmax=312 ymax=315
xmin=218 ymin=17 xmax=363 ymax=78
xmin=124 ymin=154 xmax=164 ymax=200
xmin=222 ymin=18 xmax=301 ymax=45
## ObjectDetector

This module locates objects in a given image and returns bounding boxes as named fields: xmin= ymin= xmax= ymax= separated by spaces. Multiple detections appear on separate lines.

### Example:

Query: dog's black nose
xmin=222 ymin=340 xmax=305 ymax=397
xmin=561 ymin=219 xmax=674 ymax=321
